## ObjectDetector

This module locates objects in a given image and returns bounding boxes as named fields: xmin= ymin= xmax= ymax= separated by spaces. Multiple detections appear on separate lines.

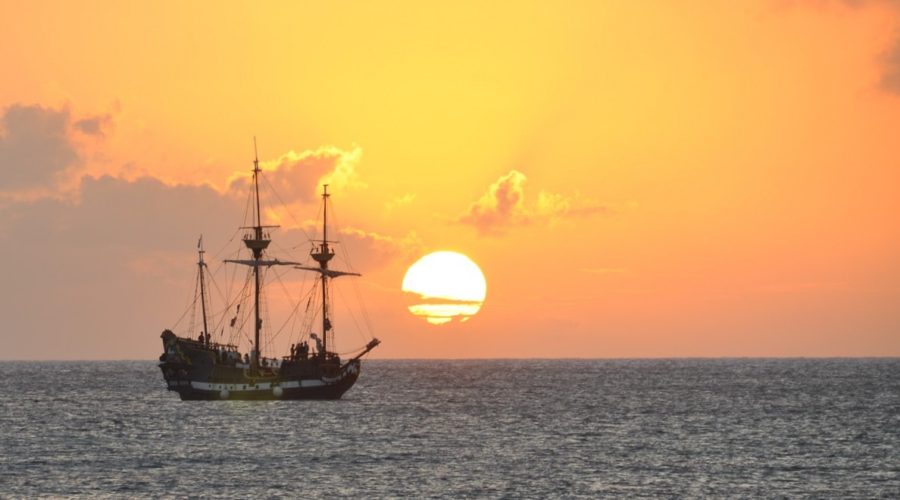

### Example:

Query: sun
xmin=401 ymin=251 xmax=487 ymax=325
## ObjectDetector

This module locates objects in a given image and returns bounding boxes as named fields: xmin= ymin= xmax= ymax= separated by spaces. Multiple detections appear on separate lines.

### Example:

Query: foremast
xmin=198 ymin=237 xmax=210 ymax=340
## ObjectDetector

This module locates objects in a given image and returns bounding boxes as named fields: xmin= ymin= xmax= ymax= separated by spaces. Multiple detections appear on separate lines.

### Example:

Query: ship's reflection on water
xmin=407 ymin=300 xmax=483 ymax=324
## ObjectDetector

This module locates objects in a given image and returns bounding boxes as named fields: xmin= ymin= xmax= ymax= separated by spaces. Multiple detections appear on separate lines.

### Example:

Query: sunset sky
xmin=2 ymin=1 xmax=899 ymax=359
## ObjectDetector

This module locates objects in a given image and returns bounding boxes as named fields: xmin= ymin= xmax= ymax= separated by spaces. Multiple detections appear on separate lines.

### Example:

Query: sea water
xmin=1 ymin=359 xmax=898 ymax=498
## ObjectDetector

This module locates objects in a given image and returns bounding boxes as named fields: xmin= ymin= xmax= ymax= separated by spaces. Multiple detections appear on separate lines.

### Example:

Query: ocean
xmin=1 ymin=359 xmax=898 ymax=498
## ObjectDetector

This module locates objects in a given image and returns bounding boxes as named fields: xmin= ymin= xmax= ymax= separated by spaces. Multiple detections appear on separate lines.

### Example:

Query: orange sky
xmin=1 ymin=1 xmax=899 ymax=359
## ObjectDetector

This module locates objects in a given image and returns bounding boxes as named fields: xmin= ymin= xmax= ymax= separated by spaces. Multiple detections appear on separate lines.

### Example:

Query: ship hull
xmin=159 ymin=332 xmax=363 ymax=400
xmin=161 ymin=368 xmax=360 ymax=400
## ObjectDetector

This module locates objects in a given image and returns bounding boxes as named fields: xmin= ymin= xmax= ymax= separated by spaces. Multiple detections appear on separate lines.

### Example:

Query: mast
xmin=310 ymin=185 xmax=335 ymax=359
xmin=237 ymin=138 xmax=271 ymax=372
xmin=246 ymin=137 xmax=269 ymax=371
xmin=294 ymin=186 xmax=379 ymax=362
xmin=198 ymin=236 xmax=210 ymax=342
xmin=222 ymin=139 xmax=297 ymax=371
xmin=322 ymin=185 xmax=329 ymax=357
xmin=252 ymin=141 xmax=262 ymax=368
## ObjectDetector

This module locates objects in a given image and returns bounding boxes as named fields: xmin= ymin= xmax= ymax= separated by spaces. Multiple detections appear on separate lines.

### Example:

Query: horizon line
xmin=2 ymin=356 xmax=899 ymax=362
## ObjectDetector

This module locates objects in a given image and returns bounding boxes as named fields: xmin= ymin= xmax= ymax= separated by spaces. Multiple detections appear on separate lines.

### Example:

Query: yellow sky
xmin=1 ymin=1 xmax=899 ymax=359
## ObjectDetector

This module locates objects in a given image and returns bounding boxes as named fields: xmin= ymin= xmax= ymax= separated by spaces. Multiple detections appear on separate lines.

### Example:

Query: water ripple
xmin=0 ymin=359 xmax=898 ymax=498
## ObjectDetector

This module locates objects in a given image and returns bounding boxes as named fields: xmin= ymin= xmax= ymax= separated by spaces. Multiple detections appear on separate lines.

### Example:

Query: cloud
xmin=333 ymin=226 xmax=424 ymax=271
xmin=536 ymin=190 xmax=608 ymax=218
xmin=459 ymin=170 xmax=528 ymax=231
xmin=881 ymin=34 xmax=900 ymax=95
xmin=0 ymin=174 xmax=243 ymax=359
xmin=779 ymin=1 xmax=900 ymax=96
xmin=0 ymin=103 xmax=120 ymax=198
xmin=385 ymin=192 xmax=416 ymax=213
xmin=459 ymin=169 xmax=607 ymax=234
xmin=229 ymin=145 xmax=364 ymax=204
xmin=73 ymin=113 xmax=114 ymax=137
xmin=820 ymin=0 xmax=900 ymax=96
xmin=0 ymin=104 xmax=393 ymax=359
xmin=0 ymin=152 xmax=407 ymax=359
xmin=73 ymin=175 xmax=241 ymax=248
xmin=0 ymin=104 xmax=78 ymax=191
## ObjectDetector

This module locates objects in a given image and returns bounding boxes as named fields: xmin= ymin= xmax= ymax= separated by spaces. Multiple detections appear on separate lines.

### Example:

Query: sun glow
xmin=402 ymin=251 xmax=487 ymax=325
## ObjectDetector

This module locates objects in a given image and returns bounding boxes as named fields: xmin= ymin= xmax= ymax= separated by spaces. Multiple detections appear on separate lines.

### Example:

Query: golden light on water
xmin=402 ymin=251 xmax=487 ymax=325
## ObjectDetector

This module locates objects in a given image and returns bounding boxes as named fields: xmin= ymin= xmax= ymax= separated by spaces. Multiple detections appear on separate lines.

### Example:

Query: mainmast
xmin=242 ymin=139 xmax=271 ymax=372
xmin=198 ymin=236 xmax=210 ymax=341
xmin=311 ymin=185 xmax=335 ymax=359
xmin=223 ymin=140 xmax=301 ymax=371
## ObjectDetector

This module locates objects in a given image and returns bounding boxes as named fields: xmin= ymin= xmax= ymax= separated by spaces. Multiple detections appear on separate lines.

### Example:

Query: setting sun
xmin=401 ymin=251 xmax=487 ymax=325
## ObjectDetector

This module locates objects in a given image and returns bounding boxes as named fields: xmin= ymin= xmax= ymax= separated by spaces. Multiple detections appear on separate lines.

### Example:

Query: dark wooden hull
xmin=160 ymin=365 xmax=360 ymax=400
xmin=159 ymin=333 xmax=361 ymax=400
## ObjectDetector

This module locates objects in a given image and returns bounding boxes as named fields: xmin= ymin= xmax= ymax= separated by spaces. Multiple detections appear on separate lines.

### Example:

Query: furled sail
xmin=224 ymin=258 xmax=301 ymax=267
xmin=294 ymin=265 xmax=361 ymax=278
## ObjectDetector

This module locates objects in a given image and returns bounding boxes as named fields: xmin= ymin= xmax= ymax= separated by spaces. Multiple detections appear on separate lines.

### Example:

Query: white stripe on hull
xmin=180 ymin=379 xmax=328 ymax=392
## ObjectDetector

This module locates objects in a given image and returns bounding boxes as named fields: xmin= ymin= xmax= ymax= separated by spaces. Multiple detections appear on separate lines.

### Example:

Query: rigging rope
xmin=326 ymin=199 xmax=376 ymax=339
xmin=260 ymin=173 xmax=312 ymax=243
xmin=171 ymin=265 xmax=200 ymax=333
xmin=170 ymin=169 xmax=377 ymax=358
xmin=335 ymin=280 xmax=369 ymax=349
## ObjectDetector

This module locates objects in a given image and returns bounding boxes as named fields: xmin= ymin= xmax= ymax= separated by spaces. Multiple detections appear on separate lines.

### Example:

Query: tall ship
xmin=158 ymin=146 xmax=380 ymax=400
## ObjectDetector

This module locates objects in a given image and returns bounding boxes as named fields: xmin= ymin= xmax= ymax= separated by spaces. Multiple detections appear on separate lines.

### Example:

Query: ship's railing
xmin=183 ymin=336 xmax=238 ymax=351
